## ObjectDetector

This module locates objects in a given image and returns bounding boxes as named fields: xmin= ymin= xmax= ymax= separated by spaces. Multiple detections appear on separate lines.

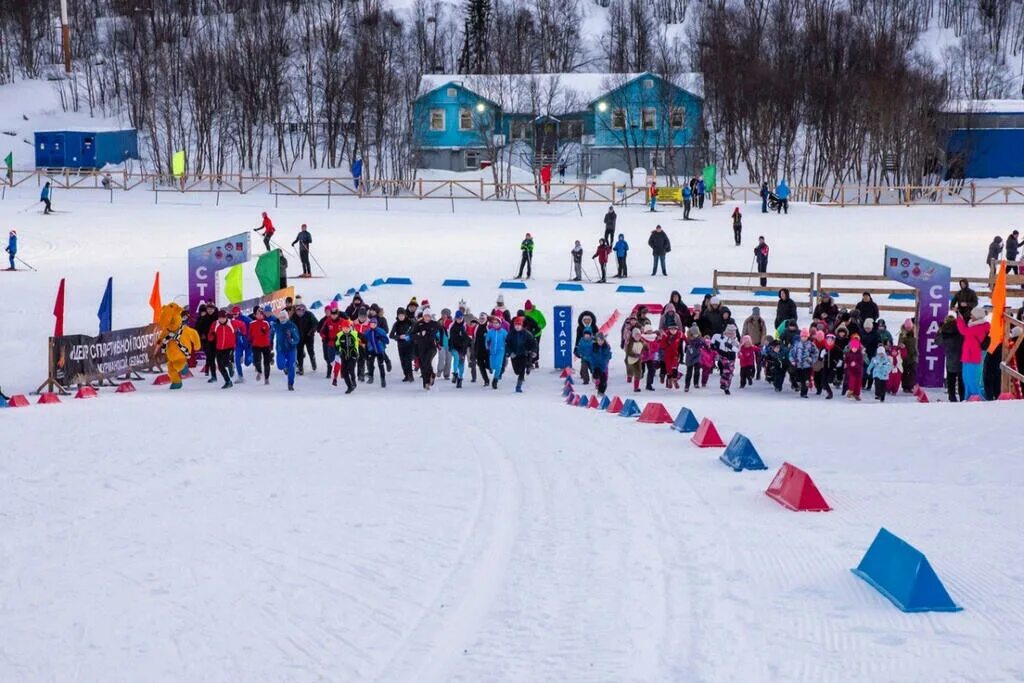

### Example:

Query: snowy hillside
xmin=2 ymin=184 xmax=1024 ymax=679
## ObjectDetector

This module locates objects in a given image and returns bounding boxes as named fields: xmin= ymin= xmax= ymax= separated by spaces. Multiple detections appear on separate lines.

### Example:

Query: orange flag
xmin=149 ymin=272 xmax=162 ymax=323
xmin=988 ymin=260 xmax=1006 ymax=354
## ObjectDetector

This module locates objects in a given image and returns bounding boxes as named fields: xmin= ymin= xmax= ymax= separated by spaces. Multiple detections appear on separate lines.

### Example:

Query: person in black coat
xmin=389 ymin=307 xmax=416 ymax=382
xmin=812 ymin=294 xmax=838 ymax=328
xmin=855 ymin=292 xmax=880 ymax=323
xmin=411 ymin=308 xmax=441 ymax=389
xmin=754 ymin=236 xmax=770 ymax=287
xmin=195 ymin=302 xmax=219 ymax=380
xmin=603 ymin=205 xmax=617 ymax=244
xmin=290 ymin=300 xmax=319 ymax=374
xmin=987 ymin=235 xmax=1003 ymax=268
xmin=700 ymin=297 xmax=731 ymax=335
xmin=448 ymin=312 xmax=473 ymax=388
xmin=774 ymin=288 xmax=798 ymax=330
xmin=648 ymin=225 xmax=671 ymax=276
xmin=576 ymin=310 xmax=599 ymax=345
xmin=506 ymin=316 xmax=538 ymax=392
xmin=473 ymin=313 xmax=491 ymax=385
xmin=1006 ymin=229 xmax=1020 ymax=274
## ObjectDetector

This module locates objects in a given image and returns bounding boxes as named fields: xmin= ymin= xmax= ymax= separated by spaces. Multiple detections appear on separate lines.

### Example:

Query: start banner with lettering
xmin=553 ymin=305 xmax=573 ymax=369
xmin=51 ymin=323 xmax=164 ymax=386
xmin=883 ymin=246 xmax=951 ymax=388
xmin=187 ymin=232 xmax=251 ymax=314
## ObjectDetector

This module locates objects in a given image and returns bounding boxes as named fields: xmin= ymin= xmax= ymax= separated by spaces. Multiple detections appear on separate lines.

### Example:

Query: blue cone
xmin=719 ymin=433 xmax=768 ymax=471
xmin=671 ymin=407 xmax=699 ymax=433
xmin=310 ymin=300 xmax=323 ymax=310
xmin=598 ymin=395 xmax=611 ymax=410
xmin=619 ymin=399 xmax=641 ymax=417
xmin=852 ymin=528 xmax=962 ymax=613
xmin=577 ymin=394 xmax=589 ymax=408
xmin=332 ymin=293 xmax=343 ymax=302
xmin=562 ymin=385 xmax=573 ymax=397
xmin=359 ymin=283 xmax=368 ymax=292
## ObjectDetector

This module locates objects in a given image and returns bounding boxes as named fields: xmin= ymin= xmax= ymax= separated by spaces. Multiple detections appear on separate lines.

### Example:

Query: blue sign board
xmin=553 ymin=305 xmax=573 ymax=369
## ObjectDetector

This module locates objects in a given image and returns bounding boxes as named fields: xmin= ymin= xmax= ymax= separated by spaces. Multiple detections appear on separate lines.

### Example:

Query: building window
xmin=429 ymin=109 xmax=445 ymax=131
xmin=464 ymin=150 xmax=480 ymax=169
xmin=649 ymin=150 xmax=664 ymax=169
xmin=565 ymin=121 xmax=583 ymax=139
xmin=447 ymin=87 xmax=457 ymax=97
xmin=511 ymin=121 xmax=532 ymax=140
xmin=643 ymin=78 xmax=654 ymax=89
xmin=611 ymin=109 xmax=626 ymax=129
xmin=642 ymin=108 xmax=656 ymax=129
xmin=670 ymin=107 xmax=685 ymax=128
xmin=459 ymin=108 xmax=473 ymax=130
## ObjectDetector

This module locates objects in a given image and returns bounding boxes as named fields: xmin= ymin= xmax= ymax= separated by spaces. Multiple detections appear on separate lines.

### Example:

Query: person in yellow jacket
xmin=154 ymin=303 xmax=201 ymax=389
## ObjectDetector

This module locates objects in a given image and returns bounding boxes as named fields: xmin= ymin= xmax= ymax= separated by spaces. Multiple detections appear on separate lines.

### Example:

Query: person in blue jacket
xmin=696 ymin=177 xmax=706 ymax=209
xmin=613 ymin=234 xmax=629 ymax=278
xmin=682 ymin=183 xmax=692 ymax=220
xmin=485 ymin=316 xmax=508 ymax=389
xmin=588 ymin=332 xmax=613 ymax=395
xmin=40 ymin=182 xmax=53 ymax=214
xmin=272 ymin=311 xmax=301 ymax=391
xmin=363 ymin=316 xmax=390 ymax=387
xmin=775 ymin=179 xmax=789 ymax=214
xmin=230 ymin=306 xmax=252 ymax=383
xmin=4 ymin=230 xmax=15 ymax=270
xmin=351 ymin=156 xmax=363 ymax=190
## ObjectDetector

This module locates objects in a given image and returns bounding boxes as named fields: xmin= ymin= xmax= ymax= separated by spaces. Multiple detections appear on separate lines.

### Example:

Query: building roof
xmin=942 ymin=100 xmax=1024 ymax=114
xmin=417 ymin=72 xmax=703 ymax=113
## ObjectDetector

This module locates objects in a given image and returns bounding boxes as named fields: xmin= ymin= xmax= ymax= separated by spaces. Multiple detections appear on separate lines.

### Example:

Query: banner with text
xmin=553 ymin=305 xmax=573 ymax=369
xmin=50 ymin=323 xmax=164 ymax=386
xmin=883 ymin=246 xmax=951 ymax=388
xmin=187 ymin=232 xmax=251 ymax=314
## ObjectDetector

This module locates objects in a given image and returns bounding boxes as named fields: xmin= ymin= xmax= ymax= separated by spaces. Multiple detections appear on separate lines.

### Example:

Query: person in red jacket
xmin=207 ymin=308 xmax=237 ymax=388
xmin=540 ymin=163 xmax=552 ymax=200
xmin=248 ymin=307 xmax=273 ymax=384
xmin=592 ymin=238 xmax=612 ymax=283
xmin=319 ymin=305 xmax=346 ymax=378
xmin=662 ymin=324 xmax=684 ymax=389
xmin=254 ymin=211 xmax=275 ymax=251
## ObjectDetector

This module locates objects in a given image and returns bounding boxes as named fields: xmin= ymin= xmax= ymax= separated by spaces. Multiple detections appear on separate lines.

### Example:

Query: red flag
xmin=149 ymin=272 xmax=162 ymax=323
xmin=53 ymin=277 xmax=65 ymax=337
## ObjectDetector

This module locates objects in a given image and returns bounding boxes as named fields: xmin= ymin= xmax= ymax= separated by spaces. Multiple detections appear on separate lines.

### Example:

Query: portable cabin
xmin=34 ymin=129 xmax=140 ymax=169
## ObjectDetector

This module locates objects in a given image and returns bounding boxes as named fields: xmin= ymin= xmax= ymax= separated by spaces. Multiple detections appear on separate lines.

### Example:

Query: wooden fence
xmin=9 ymin=168 xmax=1024 ymax=207
xmin=712 ymin=270 xmax=816 ymax=311
xmin=1002 ymin=314 xmax=1024 ymax=396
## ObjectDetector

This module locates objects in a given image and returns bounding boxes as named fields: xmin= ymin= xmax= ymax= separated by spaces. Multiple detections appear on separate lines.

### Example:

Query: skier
xmin=571 ymin=240 xmax=584 ymax=281
xmin=448 ymin=310 xmax=472 ymax=388
xmin=613 ymin=234 xmax=629 ymax=277
xmin=485 ymin=315 xmax=508 ymax=389
xmin=254 ymin=212 xmax=275 ymax=251
xmin=754 ymin=236 xmax=770 ymax=287
xmin=4 ymin=230 xmax=15 ymax=270
xmin=775 ymin=179 xmax=790 ymax=214
xmin=648 ymin=225 xmax=670 ymax=276
xmin=603 ymin=205 xmax=617 ymax=244
xmin=506 ymin=316 xmax=537 ymax=392
xmin=248 ymin=307 xmax=273 ymax=384
xmin=291 ymin=223 xmax=313 ymax=278
xmin=390 ymin=307 xmax=416 ymax=382
xmin=273 ymin=310 xmax=300 ymax=391
xmin=290 ymin=299 xmax=318 ymax=375
xmin=516 ymin=233 xmax=534 ymax=279
xmin=334 ymin=318 xmax=360 ymax=393
xmin=593 ymin=239 xmax=611 ymax=283
xmin=412 ymin=307 xmax=441 ymax=389
xmin=207 ymin=309 xmax=237 ymax=389
xmin=40 ymin=181 xmax=53 ymax=214
xmin=731 ymin=207 xmax=742 ymax=246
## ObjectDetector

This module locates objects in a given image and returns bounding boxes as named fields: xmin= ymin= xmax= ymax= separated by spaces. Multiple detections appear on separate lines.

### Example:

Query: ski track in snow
xmin=2 ymin=189 xmax=1024 ymax=681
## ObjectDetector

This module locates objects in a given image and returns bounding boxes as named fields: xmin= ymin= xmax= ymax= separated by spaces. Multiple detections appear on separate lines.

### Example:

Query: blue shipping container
xmin=34 ymin=129 xmax=140 ymax=169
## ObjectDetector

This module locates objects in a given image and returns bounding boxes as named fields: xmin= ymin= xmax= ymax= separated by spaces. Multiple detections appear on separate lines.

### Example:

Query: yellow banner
xmin=655 ymin=187 xmax=682 ymax=202
xmin=172 ymin=149 xmax=185 ymax=177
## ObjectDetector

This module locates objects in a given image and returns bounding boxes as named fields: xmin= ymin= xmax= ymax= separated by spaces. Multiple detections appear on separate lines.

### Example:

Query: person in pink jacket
xmin=956 ymin=306 xmax=990 ymax=400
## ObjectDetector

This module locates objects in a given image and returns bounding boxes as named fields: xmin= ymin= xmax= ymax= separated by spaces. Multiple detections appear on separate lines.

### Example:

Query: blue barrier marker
xmin=385 ymin=277 xmax=413 ymax=285
xmin=500 ymin=281 xmax=528 ymax=290
xmin=443 ymin=279 xmax=471 ymax=287
xmin=616 ymin=285 xmax=645 ymax=293
xmin=556 ymin=283 xmax=584 ymax=291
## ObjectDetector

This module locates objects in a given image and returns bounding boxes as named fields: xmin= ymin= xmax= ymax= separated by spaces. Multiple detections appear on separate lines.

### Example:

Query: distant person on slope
xmin=613 ymin=234 xmax=629 ymax=277
xmin=571 ymin=240 xmax=584 ymax=281
xmin=648 ymin=224 xmax=670 ymax=276
xmin=516 ymin=233 xmax=534 ymax=279
xmin=775 ymin=179 xmax=790 ymax=214
xmin=732 ymin=207 xmax=743 ymax=246
xmin=291 ymin=223 xmax=313 ymax=277
xmin=603 ymin=205 xmax=617 ymax=244
xmin=754 ymin=236 xmax=770 ymax=287
xmin=593 ymin=238 xmax=611 ymax=283
xmin=351 ymin=156 xmax=363 ymax=191
xmin=254 ymin=212 xmax=275 ymax=251
xmin=40 ymin=181 xmax=53 ymax=214
xmin=4 ymin=229 xmax=16 ymax=270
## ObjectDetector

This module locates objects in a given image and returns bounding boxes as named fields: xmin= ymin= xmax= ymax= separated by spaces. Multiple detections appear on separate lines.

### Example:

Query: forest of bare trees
xmin=1 ymin=0 xmax=1024 ymax=188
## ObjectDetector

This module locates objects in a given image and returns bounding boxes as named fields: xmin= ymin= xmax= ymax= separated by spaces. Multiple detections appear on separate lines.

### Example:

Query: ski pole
xmin=746 ymin=255 xmax=756 ymax=286
xmin=15 ymin=255 xmax=37 ymax=271
xmin=308 ymin=250 xmax=328 ymax=277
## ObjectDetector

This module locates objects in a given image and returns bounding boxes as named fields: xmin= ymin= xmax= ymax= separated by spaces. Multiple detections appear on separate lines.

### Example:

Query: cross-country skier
xmin=254 ymin=212 xmax=275 ymax=251
xmin=41 ymin=182 xmax=53 ymax=214
xmin=291 ymin=223 xmax=313 ymax=277
xmin=4 ymin=230 xmax=15 ymax=270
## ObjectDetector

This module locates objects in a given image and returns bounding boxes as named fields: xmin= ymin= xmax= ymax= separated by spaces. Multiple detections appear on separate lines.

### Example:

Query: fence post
xmin=611 ymin=181 xmax=616 ymax=205
xmin=970 ymin=181 xmax=976 ymax=207
xmin=480 ymin=178 xmax=484 ymax=200
xmin=418 ymin=178 xmax=423 ymax=199
xmin=840 ymin=185 xmax=845 ymax=207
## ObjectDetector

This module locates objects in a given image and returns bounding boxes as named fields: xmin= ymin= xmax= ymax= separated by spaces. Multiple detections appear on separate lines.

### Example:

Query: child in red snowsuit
xmin=844 ymin=337 xmax=865 ymax=400
xmin=738 ymin=335 xmax=759 ymax=388
xmin=662 ymin=326 xmax=683 ymax=389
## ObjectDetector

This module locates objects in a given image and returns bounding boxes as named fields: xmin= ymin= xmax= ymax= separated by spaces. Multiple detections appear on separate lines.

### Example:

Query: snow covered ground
xmin=2 ymin=187 xmax=1024 ymax=681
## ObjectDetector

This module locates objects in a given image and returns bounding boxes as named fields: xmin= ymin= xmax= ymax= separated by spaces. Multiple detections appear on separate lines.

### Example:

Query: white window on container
xmin=642 ymin=108 xmax=656 ymax=129
xmin=459 ymin=108 xmax=473 ymax=130
xmin=465 ymin=150 xmax=480 ymax=169
xmin=612 ymin=109 xmax=626 ymax=129
xmin=429 ymin=109 xmax=445 ymax=131
xmin=670 ymin=107 xmax=685 ymax=128
xmin=447 ymin=87 xmax=457 ymax=97
xmin=643 ymin=78 xmax=654 ymax=89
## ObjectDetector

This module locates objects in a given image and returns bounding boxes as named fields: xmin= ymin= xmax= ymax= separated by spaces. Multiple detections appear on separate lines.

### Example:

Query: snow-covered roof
xmin=942 ymin=100 xmax=1024 ymax=114
xmin=417 ymin=72 xmax=703 ymax=112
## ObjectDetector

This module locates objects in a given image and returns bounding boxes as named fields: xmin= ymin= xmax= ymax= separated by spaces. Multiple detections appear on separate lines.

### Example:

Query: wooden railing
xmin=9 ymin=168 xmax=1024 ymax=207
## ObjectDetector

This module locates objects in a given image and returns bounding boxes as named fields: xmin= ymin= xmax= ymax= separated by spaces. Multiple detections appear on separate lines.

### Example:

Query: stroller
xmin=766 ymin=191 xmax=783 ymax=212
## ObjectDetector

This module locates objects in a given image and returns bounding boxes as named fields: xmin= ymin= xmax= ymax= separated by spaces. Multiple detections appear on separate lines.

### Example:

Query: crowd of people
xmin=189 ymin=293 xmax=546 ymax=394
xmin=568 ymin=284 xmax=1022 ymax=402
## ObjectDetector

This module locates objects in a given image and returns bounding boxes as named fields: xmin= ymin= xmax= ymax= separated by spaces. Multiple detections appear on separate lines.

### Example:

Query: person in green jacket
xmin=524 ymin=299 xmax=546 ymax=368
xmin=516 ymin=232 xmax=534 ymax=279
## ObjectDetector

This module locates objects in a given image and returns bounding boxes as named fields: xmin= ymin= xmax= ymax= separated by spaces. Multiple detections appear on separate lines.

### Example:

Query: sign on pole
xmin=553 ymin=305 xmax=573 ymax=369
xmin=883 ymin=246 xmax=951 ymax=388
xmin=187 ymin=232 xmax=251 ymax=314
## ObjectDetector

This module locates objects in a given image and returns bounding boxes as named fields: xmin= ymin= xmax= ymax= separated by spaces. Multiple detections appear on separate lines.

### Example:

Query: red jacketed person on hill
xmin=255 ymin=212 xmax=276 ymax=252
xmin=540 ymin=164 xmax=552 ymax=200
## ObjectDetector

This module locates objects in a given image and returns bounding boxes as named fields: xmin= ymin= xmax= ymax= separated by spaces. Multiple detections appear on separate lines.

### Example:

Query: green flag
xmin=702 ymin=165 xmax=716 ymax=192
xmin=172 ymin=149 xmax=185 ymax=177
xmin=254 ymin=249 xmax=281 ymax=295
xmin=224 ymin=264 xmax=243 ymax=303
xmin=3 ymin=152 xmax=12 ymax=170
